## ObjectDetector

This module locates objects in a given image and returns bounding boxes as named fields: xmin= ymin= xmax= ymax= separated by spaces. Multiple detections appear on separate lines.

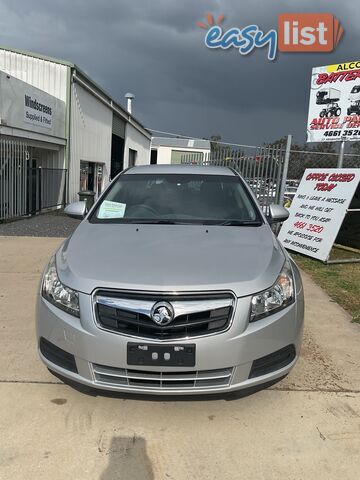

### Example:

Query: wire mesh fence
xmin=287 ymin=148 xmax=360 ymax=180
xmin=181 ymin=139 xmax=360 ymax=214
xmin=181 ymin=144 xmax=286 ymax=214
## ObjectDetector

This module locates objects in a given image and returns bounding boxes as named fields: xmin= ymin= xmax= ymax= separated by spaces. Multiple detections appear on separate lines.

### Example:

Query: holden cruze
xmin=36 ymin=164 xmax=304 ymax=395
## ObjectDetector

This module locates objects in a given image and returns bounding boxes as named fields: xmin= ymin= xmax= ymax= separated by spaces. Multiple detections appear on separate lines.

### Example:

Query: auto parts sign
xmin=307 ymin=62 xmax=360 ymax=142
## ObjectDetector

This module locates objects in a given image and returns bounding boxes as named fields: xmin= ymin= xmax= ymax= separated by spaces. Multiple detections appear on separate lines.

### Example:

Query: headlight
xmin=41 ymin=256 xmax=80 ymax=317
xmin=250 ymin=261 xmax=294 ymax=322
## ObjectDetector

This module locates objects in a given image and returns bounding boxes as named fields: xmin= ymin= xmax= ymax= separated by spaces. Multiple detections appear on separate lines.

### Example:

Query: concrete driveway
xmin=0 ymin=236 xmax=359 ymax=480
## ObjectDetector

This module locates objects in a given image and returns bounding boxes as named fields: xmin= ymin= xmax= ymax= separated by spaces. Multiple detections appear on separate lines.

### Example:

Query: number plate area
xmin=127 ymin=343 xmax=196 ymax=367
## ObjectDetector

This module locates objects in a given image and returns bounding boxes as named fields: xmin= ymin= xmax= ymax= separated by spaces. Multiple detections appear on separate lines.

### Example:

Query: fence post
xmin=337 ymin=140 xmax=345 ymax=168
xmin=63 ymin=169 xmax=67 ymax=207
xmin=38 ymin=166 xmax=42 ymax=212
xmin=278 ymin=134 xmax=292 ymax=205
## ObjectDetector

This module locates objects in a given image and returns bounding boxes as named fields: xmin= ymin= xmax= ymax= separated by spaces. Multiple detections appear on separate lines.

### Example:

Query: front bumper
xmin=36 ymin=284 xmax=304 ymax=395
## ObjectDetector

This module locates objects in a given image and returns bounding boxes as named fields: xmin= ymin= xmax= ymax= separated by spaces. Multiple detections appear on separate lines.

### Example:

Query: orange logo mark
xmin=278 ymin=13 xmax=343 ymax=52
xmin=197 ymin=13 xmax=225 ymax=30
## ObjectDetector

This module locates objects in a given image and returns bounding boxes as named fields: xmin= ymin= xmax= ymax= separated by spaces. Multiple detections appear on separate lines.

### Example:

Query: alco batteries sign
xmin=278 ymin=169 xmax=360 ymax=261
xmin=307 ymin=61 xmax=360 ymax=142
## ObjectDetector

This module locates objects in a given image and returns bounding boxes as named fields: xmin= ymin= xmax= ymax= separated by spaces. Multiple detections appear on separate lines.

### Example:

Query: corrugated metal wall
xmin=0 ymin=49 xmax=68 ymax=101
xmin=69 ymin=82 xmax=112 ymax=202
xmin=124 ymin=122 xmax=151 ymax=167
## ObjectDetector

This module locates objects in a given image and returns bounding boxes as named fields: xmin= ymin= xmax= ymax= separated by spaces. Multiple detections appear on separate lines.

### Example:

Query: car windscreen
xmin=90 ymin=173 xmax=262 ymax=225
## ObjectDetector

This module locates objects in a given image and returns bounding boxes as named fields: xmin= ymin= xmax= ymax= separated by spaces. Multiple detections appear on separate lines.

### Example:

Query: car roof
xmin=124 ymin=164 xmax=235 ymax=176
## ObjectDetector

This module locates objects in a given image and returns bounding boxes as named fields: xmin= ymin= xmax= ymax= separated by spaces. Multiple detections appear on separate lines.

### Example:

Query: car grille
xmin=92 ymin=363 xmax=234 ymax=390
xmin=94 ymin=291 xmax=235 ymax=340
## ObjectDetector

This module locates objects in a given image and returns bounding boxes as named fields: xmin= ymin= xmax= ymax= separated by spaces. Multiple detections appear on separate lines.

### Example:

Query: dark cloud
xmin=0 ymin=0 xmax=356 ymax=144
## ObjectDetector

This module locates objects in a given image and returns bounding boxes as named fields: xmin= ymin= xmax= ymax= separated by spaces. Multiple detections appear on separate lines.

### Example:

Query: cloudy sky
xmin=0 ymin=0 xmax=357 ymax=145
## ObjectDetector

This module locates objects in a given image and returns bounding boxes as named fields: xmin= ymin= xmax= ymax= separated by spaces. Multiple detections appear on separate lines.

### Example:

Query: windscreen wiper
xmin=129 ymin=219 xmax=180 ymax=225
xmin=218 ymin=220 xmax=263 ymax=226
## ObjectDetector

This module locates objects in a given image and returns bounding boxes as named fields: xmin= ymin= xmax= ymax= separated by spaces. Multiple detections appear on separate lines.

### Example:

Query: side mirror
xmin=64 ymin=201 xmax=87 ymax=220
xmin=269 ymin=204 xmax=289 ymax=224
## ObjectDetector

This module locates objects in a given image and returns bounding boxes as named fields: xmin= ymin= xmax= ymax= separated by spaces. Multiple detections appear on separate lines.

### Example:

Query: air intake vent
xmin=92 ymin=363 xmax=234 ymax=390
xmin=39 ymin=337 xmax=78 ymax=373
xmin=249 ymin=344 xmax=296 ymax=379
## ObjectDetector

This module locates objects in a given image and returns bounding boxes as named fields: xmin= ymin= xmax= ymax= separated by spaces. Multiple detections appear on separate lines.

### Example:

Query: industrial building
xmin=150 ymin=137 xmax=211 ymax=165
xmin=0 ymin=46 xmax=151 ymax=220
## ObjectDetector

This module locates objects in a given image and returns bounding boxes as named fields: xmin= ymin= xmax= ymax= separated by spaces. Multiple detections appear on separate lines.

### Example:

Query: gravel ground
xmin=0 ymin=214 xmax=80 ymax=237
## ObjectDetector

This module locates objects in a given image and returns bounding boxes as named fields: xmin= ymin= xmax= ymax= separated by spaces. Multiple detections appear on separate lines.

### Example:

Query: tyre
xmin=335 ymin=108 xmax=341 ymax=116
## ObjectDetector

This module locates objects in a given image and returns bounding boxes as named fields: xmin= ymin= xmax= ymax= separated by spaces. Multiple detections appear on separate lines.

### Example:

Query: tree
xmin=264 ymin=136 xmax=289 ymax=148
xmin=209 ymin=135 xmax=222 ymax=151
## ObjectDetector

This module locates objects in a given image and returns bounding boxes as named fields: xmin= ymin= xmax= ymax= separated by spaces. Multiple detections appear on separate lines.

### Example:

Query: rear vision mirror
xmin=64 ymin=201 xmax=87 ymax=220
xmin=269 ymin=204 xmax=289 ymax=224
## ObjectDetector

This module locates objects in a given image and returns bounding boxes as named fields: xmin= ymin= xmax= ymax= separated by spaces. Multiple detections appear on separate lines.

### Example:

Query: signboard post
xmin=278 ymin=168 xmax=360 ymax=262
xmin=307 ymin=61 xmax=360 ymax=143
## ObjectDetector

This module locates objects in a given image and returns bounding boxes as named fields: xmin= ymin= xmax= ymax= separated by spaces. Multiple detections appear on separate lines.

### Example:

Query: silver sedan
xmin=36 ymin=165 xmax=304 ymax=395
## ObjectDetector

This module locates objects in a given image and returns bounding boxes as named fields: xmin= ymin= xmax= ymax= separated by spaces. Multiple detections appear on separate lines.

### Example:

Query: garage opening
xmin=111 ymin=114 xmax=126 ymax=179
xmin=110 ymin=135 xmax=125 ymax=179
xmin=150 ymin=149 xmax=158 ymax=164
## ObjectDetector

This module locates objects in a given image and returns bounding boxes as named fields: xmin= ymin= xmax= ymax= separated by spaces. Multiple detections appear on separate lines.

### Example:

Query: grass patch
xmin=291 ymin=247 xmax=360 ymax=324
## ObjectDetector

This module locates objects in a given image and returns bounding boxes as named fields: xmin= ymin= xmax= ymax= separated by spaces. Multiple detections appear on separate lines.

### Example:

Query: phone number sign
xmin=278 ymin=168 xmax=360 ymax=261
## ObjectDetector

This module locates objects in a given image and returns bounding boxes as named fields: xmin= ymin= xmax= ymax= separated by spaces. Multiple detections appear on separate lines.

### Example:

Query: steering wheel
xmin=126 ymin=204 xmax=159 ymax=217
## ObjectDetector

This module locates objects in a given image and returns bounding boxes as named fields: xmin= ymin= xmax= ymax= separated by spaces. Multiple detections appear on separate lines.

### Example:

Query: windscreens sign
xmin=24 ymin=93 xmax=53 ymax=129
xmin=307 ymin=62 xmax=360 ymax=142
xmin=278 ymin=168 xmax=360 ymax=261
xmin=0 ymin=70 xmax=65 ymax=138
